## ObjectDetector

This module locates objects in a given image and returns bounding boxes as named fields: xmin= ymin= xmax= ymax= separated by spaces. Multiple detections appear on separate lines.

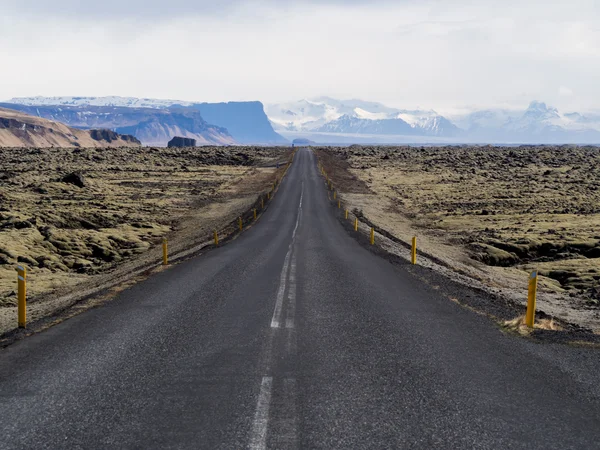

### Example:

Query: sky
xmin=1 ymin=0 xmax=599 ymax=112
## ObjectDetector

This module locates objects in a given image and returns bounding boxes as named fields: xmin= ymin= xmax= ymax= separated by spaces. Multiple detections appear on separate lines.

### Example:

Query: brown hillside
xmin=0 ymin=107 xmax=140 ymax=148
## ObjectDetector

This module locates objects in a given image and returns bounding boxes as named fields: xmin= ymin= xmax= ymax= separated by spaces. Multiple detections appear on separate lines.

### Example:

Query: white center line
xmin=271 ymin=183 xmax=303 ymax=328
xmin=285 ymin=256 xmax=296 ymax=329
xmin=270 ymin=251 xmax=291 ymax=328
xmin=249 ymin=376 xmax=274 ymax=450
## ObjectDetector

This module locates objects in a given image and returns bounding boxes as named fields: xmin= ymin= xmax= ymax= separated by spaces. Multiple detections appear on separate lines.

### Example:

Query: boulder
xmin=168 ymin=136 xmax=196 ymax=148
xmin=61 ymin=172 xmax=86 ymax=188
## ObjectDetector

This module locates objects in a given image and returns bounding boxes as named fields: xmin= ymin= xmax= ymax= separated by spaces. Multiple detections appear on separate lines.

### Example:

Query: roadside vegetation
xmin=0 ymin=146 xmax=290 ymax=332
xmin=317 ymin=145 xmax=600 ymax=332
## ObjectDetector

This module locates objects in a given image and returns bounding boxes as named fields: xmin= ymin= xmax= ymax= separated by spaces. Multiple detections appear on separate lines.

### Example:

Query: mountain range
xmin=266 ymin=97 xmax=600 ymax=144
xmin=0 ymin=107 xmax=140 ymax=148
xmin=5 ymin=96 xmax=600 ymax=145
xmin=3 ymin=97 xmax=287 ymax=146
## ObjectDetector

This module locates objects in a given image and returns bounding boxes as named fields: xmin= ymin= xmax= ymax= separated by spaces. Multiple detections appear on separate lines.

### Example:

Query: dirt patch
xmin=315 ymin=148 xmax=371 ymax=194
xmin=0 ymin=146 xmax=292 ymax=334
xmin=315 ymin=145 xmax=600 ymax=333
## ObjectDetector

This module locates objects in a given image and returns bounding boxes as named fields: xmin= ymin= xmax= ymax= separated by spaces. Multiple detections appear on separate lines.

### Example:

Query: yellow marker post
xmin=238 ymin=217 xmax=243 ymax=232
xmin=253 ymin=209 xmax=257 ymax=220
xmin=526 ymin=270 xmax=538 ymax=328
xmin=338 ymin=200 xmax=341 ymax=209
xmin=17 ymin=265 xmax=26 ymax=328
xmin=214 ymin=230 xmax=219 ymax=246
xmin=333 ymin=191 xmax=337 ymax=200
xmin=162 ymin=239 xmax=168 ymax=266
xmin=411 ymin=237 xmax=417 ymax=265
xmin=345 ymin=209 xmax=349 ymax=219
xmin=354 ymin=218 xmax=358 ymax=231
xmin=267 ymin=192 xmax=270 ymax=200
xmin=370 ymin=228 xmax=375 ymax=245
xmin=261 ymin=197 xmax=264 ymax=209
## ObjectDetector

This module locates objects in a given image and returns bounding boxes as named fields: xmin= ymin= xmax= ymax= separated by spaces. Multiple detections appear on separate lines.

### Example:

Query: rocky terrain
xmin=0 ymin=107 xmax=140 ymax=148
xmin=317 ymin=145 xmax=600 ymax=331
xmin=0 ymin=146 xmax=291 ymax=333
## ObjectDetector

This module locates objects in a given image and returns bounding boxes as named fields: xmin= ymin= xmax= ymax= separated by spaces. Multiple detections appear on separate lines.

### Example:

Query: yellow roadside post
xmin=370 ymin=228 xmax=375 ymax=245
xmin=214 ymin=230 xmax=219 ymax=246
xmin=338 ymin=200 xmax=341 ymax=209
xmin=261 ymin=197 xmax=264 ymax=209
xmin=253 ymin=209 xmax=257 ymax=220
xmin=354 ymin=218 xmax=358 ymax=231
xmin=411 ymin=237 xmax=417 ymax=265
xmin=333 ymin=191 xmax=337 ymax=200
xmin=267 ymin=192 xmax=270 ymax=200
xmin=526 ymin=270 xmax=538 ymax=328
xmin=345 ymin=209 xmax=349 ymax=219
xmin=17 ymin=265 xmax=26 ymax=328
xmin=238 ymin=217 xmax=243 ymax=231
xmin=162 ymin=239 xmax=168 ymax=266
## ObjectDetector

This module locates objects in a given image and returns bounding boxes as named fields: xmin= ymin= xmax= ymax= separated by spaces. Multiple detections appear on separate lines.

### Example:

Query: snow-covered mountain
xmin=7 ymin=96 xmax=192 ymax=109
xmin=7 ymin=96 xmax=600 ymax=144
xmin=450 ymin=101 xmax=600 ymax=143
xmin=267 ymin=98 xmax=600 ymax=143
xmin=265 ymin=97 xmax=459 ymax=137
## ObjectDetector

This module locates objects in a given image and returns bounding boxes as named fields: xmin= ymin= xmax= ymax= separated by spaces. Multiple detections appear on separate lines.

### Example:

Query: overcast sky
xmin=2 ymin=0 xmax=598 ymax=112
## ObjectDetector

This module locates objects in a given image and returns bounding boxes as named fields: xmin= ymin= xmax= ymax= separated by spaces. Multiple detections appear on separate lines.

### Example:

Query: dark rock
xmin=61 ymin=172 xmax=86 ymax=188
xmin=89 ymin=129 xmax=141 ymax=144
xmin=17 ymin=255 xmax=38 ymax=267
xmin=168 ymin=136 xmax=197 ymax=148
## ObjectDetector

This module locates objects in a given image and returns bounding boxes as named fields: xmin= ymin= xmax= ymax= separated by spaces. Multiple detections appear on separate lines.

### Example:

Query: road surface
xmin=1 ymin=148 xmax=600 ymax=449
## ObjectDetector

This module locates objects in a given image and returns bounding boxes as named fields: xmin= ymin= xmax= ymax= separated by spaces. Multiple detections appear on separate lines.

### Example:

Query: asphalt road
xmin=1 ymin=148 xmax=600 ymax=449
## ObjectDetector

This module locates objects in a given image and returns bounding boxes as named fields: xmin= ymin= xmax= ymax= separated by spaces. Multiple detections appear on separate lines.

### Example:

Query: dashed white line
xmin=271 ymin=183 xmax=303 ymax=329
xmin=270 ymin=251 xmax=291 ymax=328
xmin=249 ymin=376 xmax=274 ymax=450
xmin=285 ymin=256 xmax=296 ymax=329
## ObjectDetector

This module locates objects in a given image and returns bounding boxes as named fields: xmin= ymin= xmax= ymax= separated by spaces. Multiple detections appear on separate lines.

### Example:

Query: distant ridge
xmin=193 ymin=102 xmax=287 ymax=144
xmin=265 ymin=98 xmax=600 ymax=144
xmin=7 ymin=96 xmax=287 ymax=145
xmin=0 ymin=106 xmax=140 ymax=148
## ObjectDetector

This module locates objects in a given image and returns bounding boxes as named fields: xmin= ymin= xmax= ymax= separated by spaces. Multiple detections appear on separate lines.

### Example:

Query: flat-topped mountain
xmin=5 ymin=97 xmax=287 ymax=145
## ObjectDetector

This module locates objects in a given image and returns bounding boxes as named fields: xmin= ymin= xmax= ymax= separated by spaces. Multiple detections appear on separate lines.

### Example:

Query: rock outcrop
xmin=89 ymin=129 xmax=140 ymax=144
xmin=168 ymin=136 xmax=197 ymax=148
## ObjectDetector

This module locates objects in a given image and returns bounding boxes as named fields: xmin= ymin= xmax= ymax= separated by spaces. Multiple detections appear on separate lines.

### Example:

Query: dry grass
xmin=503 ymin=315 xmax=563 ymax=335
xmin=317 ymin=145 xmax=600 ymax=332
xmin=0 ymin=146 xmax=291 ymax=314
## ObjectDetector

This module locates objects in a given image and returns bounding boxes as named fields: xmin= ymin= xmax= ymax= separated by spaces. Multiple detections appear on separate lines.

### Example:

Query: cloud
xmin=1 ymin=0 xmax=599 ymax=111
xmin=559 ymin=86 xmax=574 ymax=96
xmin=4 ymin=0 xmax=402 ymax=20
